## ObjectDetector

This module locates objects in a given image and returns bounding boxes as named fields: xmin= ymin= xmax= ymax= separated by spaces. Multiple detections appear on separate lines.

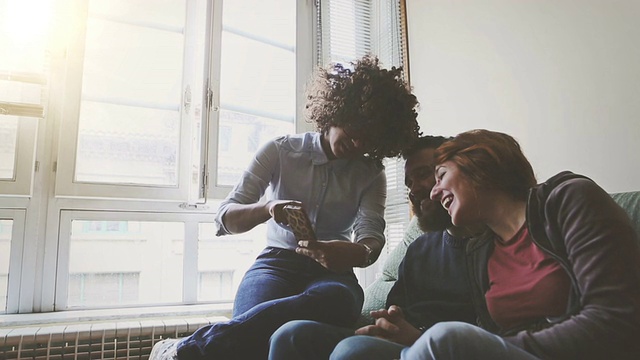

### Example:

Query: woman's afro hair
xmin=305 ymin=55 xmax=421 ymax=161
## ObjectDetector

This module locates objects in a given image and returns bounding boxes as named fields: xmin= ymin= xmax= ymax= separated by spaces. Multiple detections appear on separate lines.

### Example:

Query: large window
xmin=0 ymin=0 xmax=408 ymax=314
xmin=60 ymin=217 xmax=185 ymax=308
xmin=55 ymin=0 xmax=209 ymax=200
xmin=0 ymin=0 xmax=312 ymax=314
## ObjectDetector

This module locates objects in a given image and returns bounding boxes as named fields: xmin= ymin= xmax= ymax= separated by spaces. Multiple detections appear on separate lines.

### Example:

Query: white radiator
xmin=0 ymin=316 xmax=226 ymax=360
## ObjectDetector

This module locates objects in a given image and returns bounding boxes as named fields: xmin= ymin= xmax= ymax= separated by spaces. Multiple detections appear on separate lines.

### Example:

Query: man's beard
xmin=413 ymin=199 xmax=453 ymax=233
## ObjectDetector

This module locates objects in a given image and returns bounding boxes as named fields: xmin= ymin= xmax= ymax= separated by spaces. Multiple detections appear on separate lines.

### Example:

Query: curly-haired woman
xmin=150 ymin=55 xmax=421 ymax=360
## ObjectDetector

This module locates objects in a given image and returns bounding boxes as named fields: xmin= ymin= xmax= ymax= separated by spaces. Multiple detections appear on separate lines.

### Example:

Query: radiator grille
xmin=0 ymin=316 xmax=226 ymax=360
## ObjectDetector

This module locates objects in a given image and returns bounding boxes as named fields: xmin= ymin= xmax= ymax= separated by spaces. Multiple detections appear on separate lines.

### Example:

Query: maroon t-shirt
xmin=485 ymin=225 xmax=571 ymax=330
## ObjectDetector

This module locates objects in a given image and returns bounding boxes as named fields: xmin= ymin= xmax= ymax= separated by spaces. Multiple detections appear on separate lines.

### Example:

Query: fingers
xmin=370 ymin=308 xmax=391 ymax=319
xmin=295 ymin=243 xmax=320 ymax=261
xmin=354 ymin=325 xmax=377 ymax=336
xmin=374 ymin=317 xmax=400 ymax=334
xmin=387 ymin=305 xmax=404 ymax=317
xmin=297 ymin=240 xmax=310 ymax=248
xmin=354 ymin=319 xmax=399 ymax=337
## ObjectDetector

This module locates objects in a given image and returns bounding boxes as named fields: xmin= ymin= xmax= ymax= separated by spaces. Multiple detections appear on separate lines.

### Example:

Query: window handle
xmin=207 ymin=88 xmax=218 ymax=111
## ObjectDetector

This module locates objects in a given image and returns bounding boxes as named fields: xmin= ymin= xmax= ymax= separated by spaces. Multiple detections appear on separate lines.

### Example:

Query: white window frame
xmin=0 ymin=208 xmax=26 ymax=314
xmin=207 ymin=0 xmax=316 ymax=200
xmin=0 ymin=117 xmax=38 ymax=197
xmin=55 ymin=210 xmax=212 ymax=310
xmin=54 ymin=0 xmax=316 ymax=203
xmin=54 ymin=0 xmax=202 ymax=202
xmin=40 ymin=0 xmax=315 ymax=313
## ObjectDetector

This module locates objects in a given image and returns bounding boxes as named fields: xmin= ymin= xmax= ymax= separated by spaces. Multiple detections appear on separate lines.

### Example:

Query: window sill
xmin=0 ymin=303 xmax=232 ymax=328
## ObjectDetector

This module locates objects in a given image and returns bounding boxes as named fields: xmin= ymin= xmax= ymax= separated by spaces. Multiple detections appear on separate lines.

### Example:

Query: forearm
xmin=221 ymin=202 xmax=271 ymax=234
xmin=356 ymin=237 xmax=383 ymax=267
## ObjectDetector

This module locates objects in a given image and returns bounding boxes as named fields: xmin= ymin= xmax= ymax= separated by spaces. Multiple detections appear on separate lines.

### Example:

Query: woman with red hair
xmin=417 ymin=129 xmax=640 ymax=360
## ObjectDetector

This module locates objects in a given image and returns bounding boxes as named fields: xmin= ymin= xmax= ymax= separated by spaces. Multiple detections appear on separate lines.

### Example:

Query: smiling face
xmin=404 ymin=148 xmax=452 ymax=231
xmin=322 ymin=126 xmax=370 ymax=159
xmin=430 ymin=160 xmax=481 ymax=227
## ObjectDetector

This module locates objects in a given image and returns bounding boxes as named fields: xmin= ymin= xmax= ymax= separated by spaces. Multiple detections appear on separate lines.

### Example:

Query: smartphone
xmin=282 ymin=205 xmax=317 ymax=241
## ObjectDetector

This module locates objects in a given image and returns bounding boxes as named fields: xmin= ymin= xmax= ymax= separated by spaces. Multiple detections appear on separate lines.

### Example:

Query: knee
xmin=271 ymin=320 xmax=318 ymax=344
xmin=424 ymin=321 xmax=478 ymax=344
xmin=305 ymin=285 xmax=362 ymax=325
xmin=331 ymin=336 xmax=371 ymax=360
xmin=412 ymin=321 xmax=482 ymax=355
xmin=308 ymin=283 xmax=357 ymax=304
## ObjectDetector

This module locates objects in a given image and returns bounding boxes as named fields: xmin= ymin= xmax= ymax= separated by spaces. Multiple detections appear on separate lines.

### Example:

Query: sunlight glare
xmin=3 ymin=0 xmax=53 ymax=44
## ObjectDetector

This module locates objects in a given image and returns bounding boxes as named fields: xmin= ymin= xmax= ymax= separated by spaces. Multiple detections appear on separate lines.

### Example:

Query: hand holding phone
xmin=282 ymin=205 xmax=316 ymax=241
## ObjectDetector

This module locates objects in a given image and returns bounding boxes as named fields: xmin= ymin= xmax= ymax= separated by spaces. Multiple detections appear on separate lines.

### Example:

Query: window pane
xmin=69 ymin=272 xmax=139 ymax=306
xmin=198 ymin=271 xmax=233 ymax=301
xmin=68 ymin=220 xmax=184 ymax=308
xmin=220 ymin=32 xmax=295 ymax=118
xmin=223 ymin=0 xmax=295 ymax=47
xmin=0 ymin=219 xmax=12 ymax=313
xmin=216 ymin=0 xmax=296 ymax=187
xmin=74 ymin=0 xmax=186 ymax=186
xmin=75 ymin=102 xmax=180 ymax=185
xmin=217 ymin=110 xmax=292 ymax=186
xmin=0 ymin=117 xmax=18 ymax=180
xmin=197 ymin=223 xmax=266 ymax=302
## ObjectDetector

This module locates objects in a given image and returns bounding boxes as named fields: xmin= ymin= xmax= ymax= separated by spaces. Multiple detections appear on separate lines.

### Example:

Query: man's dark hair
xmin=402 ymin=135 xmax=451 ymax=159
xmin=403 ymin=135 xmax=453 ymax=232
xmin=305 ymin=55 xmax=421 ymax=161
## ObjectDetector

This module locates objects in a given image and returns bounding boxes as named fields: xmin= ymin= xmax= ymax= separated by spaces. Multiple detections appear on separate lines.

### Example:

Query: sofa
xmin=358 ymin=190 xmax=640 ymax=325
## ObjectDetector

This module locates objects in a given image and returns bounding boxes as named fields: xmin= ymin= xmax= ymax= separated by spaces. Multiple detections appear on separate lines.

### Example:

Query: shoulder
xmin=532 ymin=171 xmax=610 ymax=211
xmin=347 ymin=157 xmax=385 ymax=177
xmin=275 ymin=132 xmax=328 ymax=158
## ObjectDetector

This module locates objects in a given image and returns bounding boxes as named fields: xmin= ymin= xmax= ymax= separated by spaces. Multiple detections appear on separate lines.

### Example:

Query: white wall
xmin=406 ymin=0 xmax=640 ymax=192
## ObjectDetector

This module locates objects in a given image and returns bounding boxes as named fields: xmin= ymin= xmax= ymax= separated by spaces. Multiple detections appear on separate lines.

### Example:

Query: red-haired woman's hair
xmin=435 ymin=129 xmax=536 ymax=201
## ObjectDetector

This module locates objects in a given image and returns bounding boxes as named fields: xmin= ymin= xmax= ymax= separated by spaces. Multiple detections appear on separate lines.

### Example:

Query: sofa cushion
xmin=381 ymin=216 xmax=424 ymax=281
xmin=610 ymin=191 xmax=640 ymax=241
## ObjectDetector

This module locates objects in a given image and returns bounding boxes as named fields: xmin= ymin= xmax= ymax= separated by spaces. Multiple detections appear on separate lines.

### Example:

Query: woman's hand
xmin=296 ymin=240 xmax=370 ymax=273
xmin=354 ymin=305 xmax=422 ymax=346
xmin=267 ymin=200 xmax=302 ymax=224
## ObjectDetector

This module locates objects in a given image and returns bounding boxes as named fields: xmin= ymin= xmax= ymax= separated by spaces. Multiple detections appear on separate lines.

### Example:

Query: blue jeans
xmin=400 ymin=322 xmax=541 ymax=360
xmin=332 ymin=335 xmax=404 ymax=360
xmin=269 ymin=320 xmax=356 ymax=360
xmin=177 ymin=247 xmax=364 ymax=360
xmin=327 ymin=322 xmax=541 ymax=360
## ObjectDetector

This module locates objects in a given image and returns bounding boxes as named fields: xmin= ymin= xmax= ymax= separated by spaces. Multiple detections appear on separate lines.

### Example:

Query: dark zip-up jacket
xmin=466 ymin=171 xmax=640 ymax=359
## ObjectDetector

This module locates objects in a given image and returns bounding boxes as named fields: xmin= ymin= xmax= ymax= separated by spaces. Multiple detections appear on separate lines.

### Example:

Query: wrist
xmin=359 ymin=242 xmax=373 ymax=267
